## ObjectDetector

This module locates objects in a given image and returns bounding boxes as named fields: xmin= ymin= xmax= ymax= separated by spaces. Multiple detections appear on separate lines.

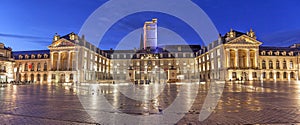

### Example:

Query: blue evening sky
xmin=0 ymin=0 xmax=300 ymax=51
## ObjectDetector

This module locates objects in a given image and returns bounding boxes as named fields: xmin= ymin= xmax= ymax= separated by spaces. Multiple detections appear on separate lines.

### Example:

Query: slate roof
xmin=13 ymin=50 xmax=50 ymax=60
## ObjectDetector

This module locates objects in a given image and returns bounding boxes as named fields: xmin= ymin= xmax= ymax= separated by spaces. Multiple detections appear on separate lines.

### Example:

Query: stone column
xmin=288 ymin=72 xmax=291 ymax=81
xmin=235 ymin=49 xmax=239 ymax=68
xmin=255 ymin=49 xmax=258 ymax=68
xmin=226 ymin=49 xmax=230 ymax=68
xmin=50 ymin=52 xmax=54 ymax=70
xmin=246 ymin=49 xmax=250 ymax=68
xmin=57 ymin=52 xmax=61 ymax=71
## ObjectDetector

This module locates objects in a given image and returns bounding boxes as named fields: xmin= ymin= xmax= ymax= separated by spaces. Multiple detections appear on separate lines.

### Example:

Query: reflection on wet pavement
xmin=0 ymin=81 xmax=300 ymax=124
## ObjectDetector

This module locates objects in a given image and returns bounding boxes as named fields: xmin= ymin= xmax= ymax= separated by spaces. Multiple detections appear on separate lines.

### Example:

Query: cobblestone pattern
xmin=0 ymin=81 xmax=299 ymax=124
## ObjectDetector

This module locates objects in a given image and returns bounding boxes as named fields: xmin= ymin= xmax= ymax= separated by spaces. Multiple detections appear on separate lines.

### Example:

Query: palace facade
xmin=1 ymin=23 xmax=299 ymax=84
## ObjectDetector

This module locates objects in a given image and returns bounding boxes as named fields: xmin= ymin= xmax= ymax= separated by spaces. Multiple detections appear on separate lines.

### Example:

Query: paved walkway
xmin=0 ymin=81 xmax=299 ymax=124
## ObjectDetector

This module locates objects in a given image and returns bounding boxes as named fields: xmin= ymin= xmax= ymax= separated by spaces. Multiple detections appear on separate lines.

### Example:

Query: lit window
xmin=217 ymin=49 xmax=220 ymax=56
xmin=290 ymin=61 xmax=293 ymax=69
xmin=84 ymin=51 xmax=87 ymax=57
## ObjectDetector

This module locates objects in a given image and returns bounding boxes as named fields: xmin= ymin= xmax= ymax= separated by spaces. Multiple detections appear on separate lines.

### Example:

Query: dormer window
xmin=31 ymin=54 xmax=35 ymax=59
xmin=37 ymin=54 xmax=42 ymax=59
xmin=44 ymin=54 xmax=48 ymax=58
xmin=275 ymin=51 xmax=280 ymax=56
xmin=268 ymin=51 xmax=273 ymax=56
xmin=282 ymin=51 xmax=286 ymax=56
xmin=19 ymin=55 xmax=23 ymax=59
xmin=69 ymin=33 xmax=76 ymax=40
xmin=261 ymin=51 xmax=266 ymax=55
xmin=25 ymin=55 xmax=29 ymax=59
xmin=289 ymin=51 xmax=294 ymax=56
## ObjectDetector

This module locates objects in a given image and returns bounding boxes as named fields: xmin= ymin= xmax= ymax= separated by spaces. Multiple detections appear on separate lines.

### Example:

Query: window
xmin=276 ymin=60 xmax=280 ymax=69
xmin=37 ymin=63 xmax=41 ymax=71
xmin=25 ymin=63 xmax=28 ymax=71
xmin=70 ymin=74 xmax=73 ymax=80
xmin=178 ymin=46 xmax=181 ymax=51
xmin=283 ymin=72 xmax=287 ymax=78
xmin=30 ymin=63 xmax=35 ymax=71
xmin=269 ymin=72 xmax=273 ymax=79
xmin=84 ymin=51 xmax=87 ymax=57
xmin=232 ymin=72 xmax=237 ymax=78
xmin=217 ymin=49 xmax=220 ymax=56
xmin=262 ymin=72 xmax=266 ymax=78
xmin=269 ymin=61 xmax=273 ymax=69
xmin=262 ymin=60 xmax=266 ymax=69
xmin=44 ymin=63 xmax=47 ymax=71
xmin=276 ymin=72 xmax=280 ymax=78
xmin=37 ymin=74 xmax=41 ymax=81
xmin=30 ymin=74 xmax=34 ymax=82
xmin=290 ymin=61 xmax=293 ymax=69
xmin=52 ymin=74 xmax=56 ymax=79
xmin=291 ymin=72 xmax=294 ymax=78
xmin=43 ymin=74 xmax=47 ymax=81
xmin=283 ymin=60 xmax=287 ymax=69
xmin=252 ymin=72 xmax=257 ymax=78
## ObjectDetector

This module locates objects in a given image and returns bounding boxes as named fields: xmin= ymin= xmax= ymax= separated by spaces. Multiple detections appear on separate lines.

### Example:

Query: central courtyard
xmin=0 ymin=81 xmax=300 ymax=124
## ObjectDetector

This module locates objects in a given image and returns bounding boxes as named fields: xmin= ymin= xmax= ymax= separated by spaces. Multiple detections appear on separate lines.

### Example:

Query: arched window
xmin=291 ymin=72 xmax=295 ymax=78
xmin=269 ymin=61 xmax=273 ymax=69
xmin=30 ymin=63 xmax=34 ymax=71
xmin=44 ymin=63 xmax=47 ymax=71
xmin=290 ymin=61 xmax=293 ymax=69
xmin=30 ymin=74 xmax=34 ymax=82
xmin=37 ymin=63 xmax=41 ymax=71
xmin=25 ymin=63 xmax=28 ymax=71
xmin=283 ymin=72 xmax=287 ymax=79
xmin=37 ymin=74 xmax=41 ymax=81
xmin=43 ymin=74 xmax=47 ymax=81
xmin=262 ymin=60 xmax=266 ymax=69
xmin=276 ymin=60 xmax=280 ymax=69
xmin=269 ymin=72 xmax=273 ymax=79
xmin=262 ymin=72 xmax=266 ymax=78
xmin=276 ymin=72 xmax=280 ymax=78
xmin=70 ymin=74 xmax=74 ymax=80
xmin=283 ymin=60 xmax=287 ymax=69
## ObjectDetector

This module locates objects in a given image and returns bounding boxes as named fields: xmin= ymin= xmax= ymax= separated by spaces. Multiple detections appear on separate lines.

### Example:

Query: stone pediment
xmin=226 ymin=35 xmax=262 ymax=45
xmin=49 ymin=39 xmax=75 ymax=48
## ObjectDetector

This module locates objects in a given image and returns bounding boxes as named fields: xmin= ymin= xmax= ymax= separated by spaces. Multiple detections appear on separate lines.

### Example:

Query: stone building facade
xmin=0 ymin=43 xmax=14 ymax=82
xmin=1 ymin=28 xmax=298 ymax=84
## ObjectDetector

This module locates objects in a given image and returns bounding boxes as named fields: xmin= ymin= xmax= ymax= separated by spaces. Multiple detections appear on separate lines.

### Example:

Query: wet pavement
xmin=0 ymin=81 xmax=300 ymax=124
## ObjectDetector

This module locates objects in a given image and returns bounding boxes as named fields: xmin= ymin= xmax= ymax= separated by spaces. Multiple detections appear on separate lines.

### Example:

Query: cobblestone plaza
xmin=0 ymin=81 xmax=300 ymax=124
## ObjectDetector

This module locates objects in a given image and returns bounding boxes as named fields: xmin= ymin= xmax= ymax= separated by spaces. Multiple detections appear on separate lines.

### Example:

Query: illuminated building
xmin=1 ymin=19 xmax=298 ymax=83
xmin=0 ymin=43 xmax=14 ymax=82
